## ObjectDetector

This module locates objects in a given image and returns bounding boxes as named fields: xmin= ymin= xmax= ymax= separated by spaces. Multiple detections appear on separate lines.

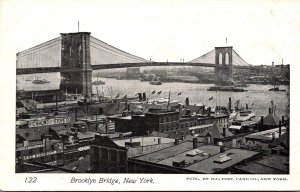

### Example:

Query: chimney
xmin=193 ymin=138 xmax=198 ymax=149
xmin=138 ymin=93 xmax=142 ymax=101
xmin=181 ymin=136 xmax=185 ymax=141
xmin=279 ymin=121 xmax=282 ymax=136
xmin=158 ymin=137 xmax=161 ymax=144
xmin=119 ymin=133 xmax=123 ymax=139
xmin=260 ymin=116 xmax=264 ymax=125
xmin=202 ymin=105 xmax=205 ymax=114
xmin=228 ymin=97 xmax=232 ymax=113
xmin=282 ymin=116 xmax=285 ymax=125
xmin=223 ymin=127 xmax=226 ymax=137
xmin=208 ymin=107 xmax=211 ymax=117
xmin=185 ymin=98 xmax=189 ymax=106
xmin=269 ymin=107 xmax=272 ymax=114
xmin=128 ymin=104 xmax=130 ymax=111
xmin=175 ymin=138 xmax=180 ymax=145
xmin=246 ymin=103 xmax=248 ymax=110
xmin=220 ymin=146 xmax=226 ymax=153
xmin=143 ymin=92 xmax=147 ymax=101
xmin=272 ymin=61 xmax=274 ymax=67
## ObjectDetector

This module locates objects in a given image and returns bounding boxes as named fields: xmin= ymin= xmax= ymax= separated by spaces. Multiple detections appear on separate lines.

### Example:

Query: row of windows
xmin=159 ymin=115 xmax=179 ymax=123
xmin=99 ymin=148 xmax=127 ymax=163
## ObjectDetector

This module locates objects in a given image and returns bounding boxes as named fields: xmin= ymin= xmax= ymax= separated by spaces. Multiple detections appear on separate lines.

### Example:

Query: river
xmin=16 ymin=72 xmax=289 ymax=121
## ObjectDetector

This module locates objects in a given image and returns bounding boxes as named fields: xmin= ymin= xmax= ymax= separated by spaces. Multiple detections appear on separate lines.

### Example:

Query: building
xmin=109 ymin=106 xmax=229 ymax=139
xmin=128 ymin=138 xmax=261 ymax=173
xmin=16 ymin=136 xmax=63 ymax=172
xmin=90 ymin=135 xmax=175 ymax=173
xmin=235 ymin=155 xmax=289 ymax=174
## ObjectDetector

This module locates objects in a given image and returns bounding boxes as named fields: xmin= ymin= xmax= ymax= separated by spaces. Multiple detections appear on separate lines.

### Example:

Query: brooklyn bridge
xmin=16 ymin=32 xmax=254 ymax=95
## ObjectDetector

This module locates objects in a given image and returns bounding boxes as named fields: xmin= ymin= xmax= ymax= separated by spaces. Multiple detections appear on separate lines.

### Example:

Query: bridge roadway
xmin=16 ymin=62 xmax=253 ymax=75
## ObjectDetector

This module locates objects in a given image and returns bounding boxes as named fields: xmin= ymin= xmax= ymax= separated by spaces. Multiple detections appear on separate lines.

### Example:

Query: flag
xmin=209 ymin=96 xmax=213 ymax=100
xmin=115 ymin=94 xmax=120 ymax=98
xmin=178 ymin=92 xmax=182 ymax=95
xmin=157 ymin=91 xmax=162 ymax=95
xmin=152 ymin=90 xmax=156 ymax=94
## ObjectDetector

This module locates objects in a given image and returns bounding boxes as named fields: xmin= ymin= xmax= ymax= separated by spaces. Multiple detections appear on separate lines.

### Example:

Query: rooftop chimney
xmin=185 ymin=98 xmax=189 ymax=106
xmin=208 ymin=107 xmax=211 ymax=117
xmin=260 ymin=116 xmax=264 ymax=126
xmin=246 ymin=103 xmax=248 ymax=110
xmin=269 ymin=107 xmax=272 ymax=114
xmin=220 ymin=146 xmax=226 ymax=153
xmin=223 ymin=127 xmax=226 ymax=137
xmin=138 ymin=93 xmax=142 ymax=101
xmin=175 ymin=138 xmax=180 ymax=145
xmin=282 ymin=116 xmax=285 ymax=125
xmin=158 ymin=137 xmax=161 ymax=144
xmin=143 ymin=92 xmax=147 ymax=101
xmin=193 ymin=138 xmax=198 ymax=149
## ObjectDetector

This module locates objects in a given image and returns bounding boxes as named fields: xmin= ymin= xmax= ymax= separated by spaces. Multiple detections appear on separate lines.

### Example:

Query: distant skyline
xmin=1 ymin=0 xmax=300 ymax=66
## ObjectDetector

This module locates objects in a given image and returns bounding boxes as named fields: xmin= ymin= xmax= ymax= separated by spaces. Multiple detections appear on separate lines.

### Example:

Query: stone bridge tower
xmin=60 ymin=32 xmax=92 ymax=96
xmin=214 ymin=46 xmax=233 ymax=85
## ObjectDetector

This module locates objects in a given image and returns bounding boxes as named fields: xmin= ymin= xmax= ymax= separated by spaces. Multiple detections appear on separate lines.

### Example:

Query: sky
xmin=1 ymin=0 xmax=300 ymax=66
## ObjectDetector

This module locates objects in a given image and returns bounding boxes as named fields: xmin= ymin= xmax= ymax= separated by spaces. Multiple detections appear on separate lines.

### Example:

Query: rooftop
xmin=236 ymin=155 xmax=289 ymax=174
xmin=113 ymin=136 xmax=175 ymax=147
xmin=246 ymin=127 xmax=286 ymax=141
xmin=184 ymin=148 xmax=259 ymax=173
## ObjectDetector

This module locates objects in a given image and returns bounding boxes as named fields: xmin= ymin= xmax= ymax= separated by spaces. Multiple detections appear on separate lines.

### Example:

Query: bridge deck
xmin=16 ymin=62 xmax=252 ymax=75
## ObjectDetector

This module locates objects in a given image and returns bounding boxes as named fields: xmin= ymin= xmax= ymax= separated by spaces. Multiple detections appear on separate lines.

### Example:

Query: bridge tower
xmin=214 ymin=46 xmax=233 ymax=85
xmin=60 ymin=32 xmax=92 ymax=96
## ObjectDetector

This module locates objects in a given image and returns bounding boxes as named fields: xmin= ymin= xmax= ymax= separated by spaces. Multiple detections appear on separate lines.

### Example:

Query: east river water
xmin=17 ymin=72 xmax=289 ymax=121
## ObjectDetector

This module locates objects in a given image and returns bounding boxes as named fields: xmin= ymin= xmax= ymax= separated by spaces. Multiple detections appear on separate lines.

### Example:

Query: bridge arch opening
xmin=225 ymin=52 xmax=229 ymax=65
xmin=218 ymin=53 xmax=222 ymax=64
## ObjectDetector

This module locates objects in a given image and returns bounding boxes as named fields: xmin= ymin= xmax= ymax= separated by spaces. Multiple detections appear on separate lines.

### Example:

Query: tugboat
xmin=32 ymin=76 xmax=50 ymax=84
xmin=149 ymin=80 xmax=162 ymax=85
xmin=269 ymin=85 xmax=286 ymax=92
xmin=207 ymin=86 xmax=246 ymax=92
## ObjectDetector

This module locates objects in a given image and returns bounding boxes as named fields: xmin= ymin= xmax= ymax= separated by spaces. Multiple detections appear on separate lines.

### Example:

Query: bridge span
xmin=16 ymin=62 xmax=253 ymax=75
xmin=16 ymin=32 xmax=253 ymax=95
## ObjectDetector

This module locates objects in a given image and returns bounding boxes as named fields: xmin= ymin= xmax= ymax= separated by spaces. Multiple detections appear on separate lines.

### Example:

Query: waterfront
xmin=16 ymin=71 xmax=289 ymax=121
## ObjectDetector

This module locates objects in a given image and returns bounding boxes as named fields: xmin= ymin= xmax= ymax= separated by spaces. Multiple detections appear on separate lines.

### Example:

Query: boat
xmin=234 ymin=108 xmax=256 ymax=122
xmin=92 ymin=80 xmax=105 ymax=85
xmin=207 ymin=86 xmax=246 ymax=92
xmin=269 ymin=85 xmax=286 ymax=92
xmin=32 ymin=76 xmax=50 ymax=84
xmin=149 ymin=80 xmax=162 ymax=85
